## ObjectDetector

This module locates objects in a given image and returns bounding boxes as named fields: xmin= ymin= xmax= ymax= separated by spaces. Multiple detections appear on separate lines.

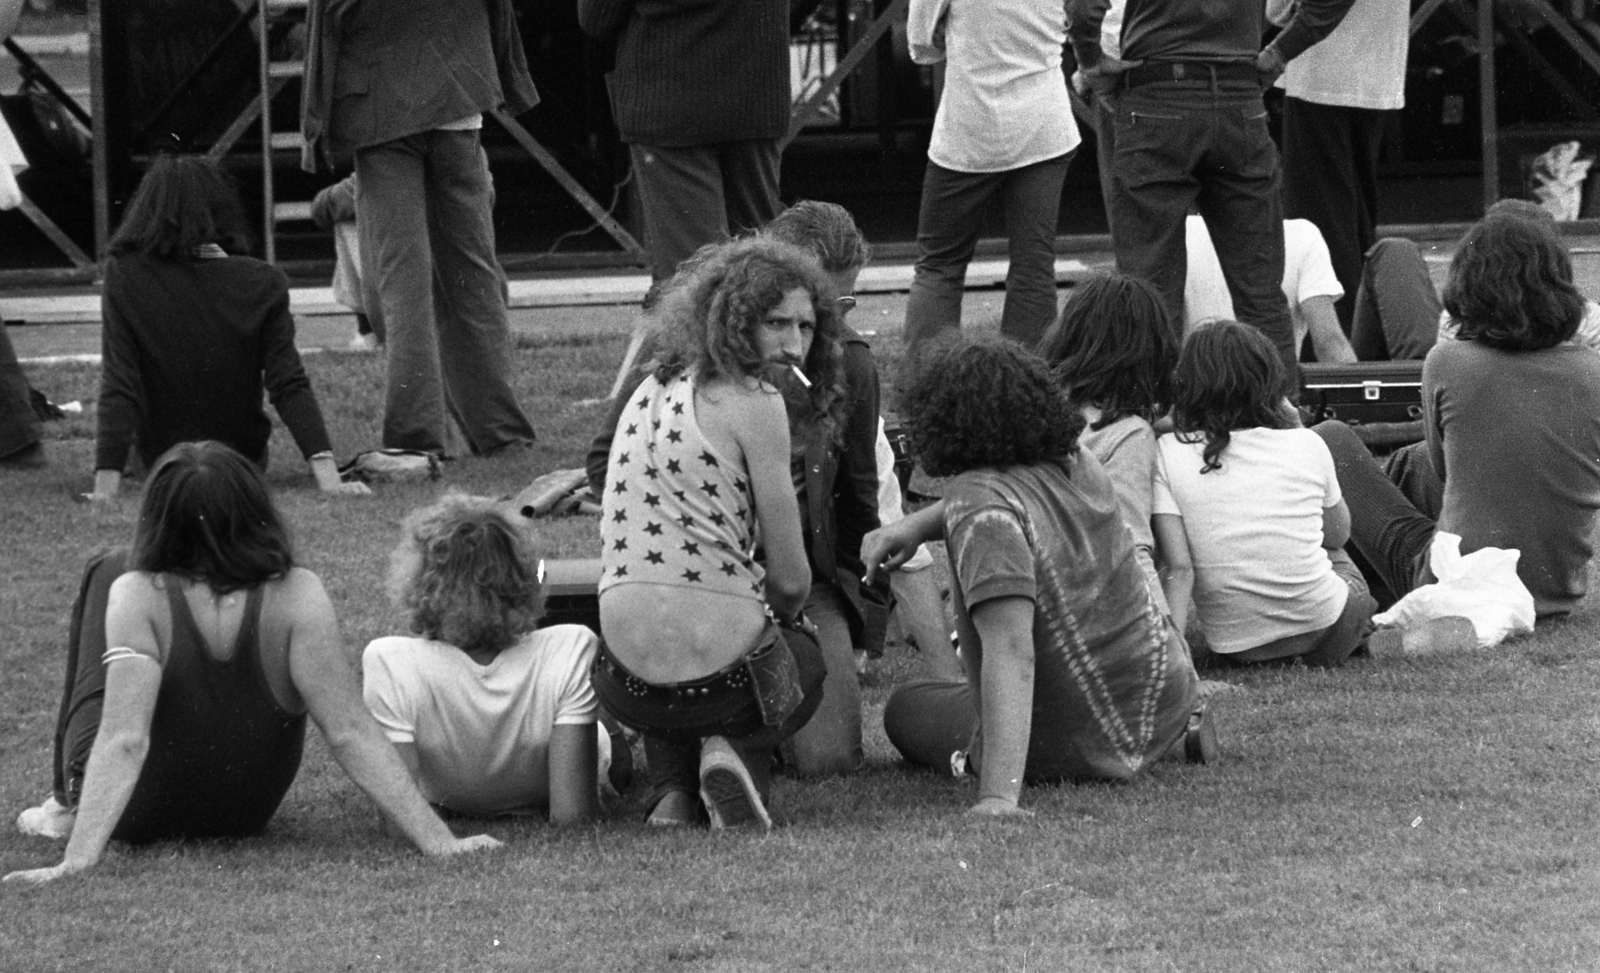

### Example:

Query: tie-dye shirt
xmin=943 ymin=450 xmax=1196 ymax=781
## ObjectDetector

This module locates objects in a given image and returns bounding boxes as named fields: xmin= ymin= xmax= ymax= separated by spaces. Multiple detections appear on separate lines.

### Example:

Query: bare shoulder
xmin=263 ymin=568 xmax=337 ymax=629
xmin=107 ymin=570 xmax=165 ymax=606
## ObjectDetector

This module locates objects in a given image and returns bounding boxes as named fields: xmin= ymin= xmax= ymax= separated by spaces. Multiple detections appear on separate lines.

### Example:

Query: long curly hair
xmin=902 ymin=336 xmax=1084 ymax=477
xmin=648 ymin=236 xmax=848 ymax=444
xmin=1039 ymin=272 xmax=1177 ymax=427
xmin=131 ymin=441 xmax=293 ymax=594
xmin=1442 ymin=205 xmax=1584 ymax=351
xmin=108 ymin=154 xmax=256 ymax=259
xmin=1170 ymin=320 xmax=1296 ymax=474
xmin=386 ymin=494 xmax=545 ymax=659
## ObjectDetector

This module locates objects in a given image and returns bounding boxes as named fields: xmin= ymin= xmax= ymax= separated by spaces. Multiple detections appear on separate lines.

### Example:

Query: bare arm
xmin=1151 ymin=513 xmax=1194 ymax=634
xmin=1302 ymin=295 xmax=1357 ymax=364
xmin=1321 ymin=498 xmax=1351 ymax=551
xmin=285 ymin=572 xmax=499 ymax=857
xmin=735 ymin=388 xmax=810 ymax=620
xmin=547 ymin=724 xmax=600 ymax=825
xmin=862 ymin=501 xmax=947 ymax=584
xmin=5 ymin=575 xmax=164 ymax=884
xmin=967 ymin=596 xmax=1037 ymax=817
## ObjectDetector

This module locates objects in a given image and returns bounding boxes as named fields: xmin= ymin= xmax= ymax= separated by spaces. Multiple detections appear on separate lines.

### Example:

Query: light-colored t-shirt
xmin=1079 ymin=407 xmax=1172 ymax=615
xmin=907 ymin=0 xmax=1080 ymax=173
xmin=1154 ymin=427 xmax=1348 ymax=653
xmin=1184 ymin=216 xmax=1343 ymax=352
xmin=874 ymin=418 xmax=933 ymax=572
xmin=1276 ymin=0 xmax=1408 ymax=110
xmin=362 ymin=624 xmax=610 ymax=816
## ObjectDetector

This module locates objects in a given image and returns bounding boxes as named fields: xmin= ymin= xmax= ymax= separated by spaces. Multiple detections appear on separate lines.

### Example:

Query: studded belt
xmin=594 ymin=637 xmax=768 ymax=705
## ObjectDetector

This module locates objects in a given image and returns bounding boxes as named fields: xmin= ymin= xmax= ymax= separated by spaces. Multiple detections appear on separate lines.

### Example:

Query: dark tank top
xmin=112 ymin=580 xmax=307 ymax=843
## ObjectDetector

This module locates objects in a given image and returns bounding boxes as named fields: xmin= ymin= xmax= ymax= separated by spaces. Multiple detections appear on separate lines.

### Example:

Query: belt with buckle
xmin=1121 ymin=60 xmax=1259 ymax=89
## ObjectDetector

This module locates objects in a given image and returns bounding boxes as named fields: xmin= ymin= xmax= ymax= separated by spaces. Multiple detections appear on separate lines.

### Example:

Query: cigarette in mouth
xmin=790 ymin=364 xmax=812 ymax=388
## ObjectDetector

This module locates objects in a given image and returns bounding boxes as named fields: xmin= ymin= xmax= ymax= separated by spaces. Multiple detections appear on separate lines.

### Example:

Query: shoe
xmin=646 ymin=789 xmax=699 ymax=828
xmin=1183 ymin=704 xmax=1220 ymax=765
xmin=16 ymin=795 xmax=74 ymax=838
xmin=1366 ymin=616 xmax=1478 ymax=659
xmin=698 ymin=736 xmax=771 ymax=831
xmin=347 ymin=332 xmax=380 ymax=352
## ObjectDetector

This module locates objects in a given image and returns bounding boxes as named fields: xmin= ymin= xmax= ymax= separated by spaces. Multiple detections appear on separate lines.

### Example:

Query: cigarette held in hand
xmin=790 ymin=365 xmax=812 ymax=388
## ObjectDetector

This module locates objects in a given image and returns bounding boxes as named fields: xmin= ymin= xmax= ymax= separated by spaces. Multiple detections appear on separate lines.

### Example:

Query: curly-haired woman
xmin=591 ymin=237 xmax=837 ymax=829
xmin=864 ymin=338 xmax=1207 ymax=818
xmin=362 ymin=494 xmax=609 ymax=823
xmin=1315 ymin=206 xmax=1600 ymax=620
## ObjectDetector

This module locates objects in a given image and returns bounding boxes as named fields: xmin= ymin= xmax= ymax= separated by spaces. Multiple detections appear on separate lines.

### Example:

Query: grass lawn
xmin=1 ymin=327 xmax=1598 ymax=972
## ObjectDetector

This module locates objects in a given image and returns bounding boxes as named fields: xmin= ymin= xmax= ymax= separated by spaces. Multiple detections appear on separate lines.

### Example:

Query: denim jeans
xmin=778 ymin=582 xmax=861 ymax=776
xmin=1350 ymin=238 xmax=1442 ymax=362
xmin=0 ymin=322 xmax=40 ymax=459
xmin=1108 ymin=80 xmax=1298 ymax=392
xmin=630 ymin=140 xmax=782 ymax=283
xmin=903 ymin=151 xmax=1073 ymax=353
xmin=591 ymin=624 xmax=826 ymax=810
xmin=1314 ymin=420 xmax=1438 ymax=605
xmin=356 ymin=130 xmax=536 ymax=454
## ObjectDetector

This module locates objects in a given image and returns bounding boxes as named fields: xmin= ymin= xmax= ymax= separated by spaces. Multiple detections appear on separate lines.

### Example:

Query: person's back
xmin=1426 ymin=339 xmax=1600 ymax=615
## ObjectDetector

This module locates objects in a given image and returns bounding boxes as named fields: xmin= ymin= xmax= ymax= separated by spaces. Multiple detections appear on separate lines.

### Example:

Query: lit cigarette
xmin=790 ymin=364 xmax=812 ymax=388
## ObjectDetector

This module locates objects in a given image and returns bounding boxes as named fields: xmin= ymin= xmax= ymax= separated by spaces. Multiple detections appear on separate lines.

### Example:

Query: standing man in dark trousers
xmin=301 ymin=0 xmax=539 ymax=458
xmin=577 ymin=0 xmax=790 ymax=286
xmin=1068 ymin=0 xmax=1354 ymax=390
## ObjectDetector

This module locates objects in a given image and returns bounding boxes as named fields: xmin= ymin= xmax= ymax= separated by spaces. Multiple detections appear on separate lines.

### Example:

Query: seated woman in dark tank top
xmin=6 ymin=441 xmax=498 ymax=885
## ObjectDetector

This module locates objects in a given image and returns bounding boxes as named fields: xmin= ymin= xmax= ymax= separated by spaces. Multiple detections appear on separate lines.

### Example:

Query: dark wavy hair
xmin=1171 ymin=320 xmax=1296 ymax=474
xmin=902 ymin=336 xmax=1084 ymax=477
xmin=1040 ymin=272 xmax=1177 ymax=427
xmin=130 ymin=441 xmax=293 ymax=594
xmin=387 ymin=494 xmax=544 ymax=659
xmin=108 ymin=155 xmax=256 ymax=260
xmin=764 ymin=200 xmax=871 ymax=275
xmin=649 ymin=237 xmax=848 ymax=443
xmin=1442 ymin=207 xmax=1583 ymax=351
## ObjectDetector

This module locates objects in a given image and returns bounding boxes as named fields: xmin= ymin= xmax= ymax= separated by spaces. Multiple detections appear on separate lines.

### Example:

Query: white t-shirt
xmin=1277 ymin=0 xmax=1408 ymax=110
xmin=875 ymin=419 xmax=933 ymax=572
xmin=363 ymin=624 xmax=609 ymax=817
xmin=907 ymin=0 xmax=1080 ymax=173
xmin=1184 ymin=215 xmax=1344 ymax=352
xmin=1153 ymin=428 xmax=1348 ymax=653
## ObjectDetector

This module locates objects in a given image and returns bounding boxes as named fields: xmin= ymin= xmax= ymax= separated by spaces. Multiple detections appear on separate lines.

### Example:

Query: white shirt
xmin=1277 ymin=0 xmax=1409 ymax=110
xmin=1184 ymin=216 xmax=1344 ymax=351
xmin=363 ymin=624 xmax=609 ymax=816
xmin=1154 ymin=428 xmax=1348 ymax=653
xmin=907 ymin=0 xmax=1080 ymax=173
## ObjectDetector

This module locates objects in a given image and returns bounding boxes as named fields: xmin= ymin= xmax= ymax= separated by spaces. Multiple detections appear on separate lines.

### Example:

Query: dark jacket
xmin=300 ymin=0 xmax=540 ymax=169
xmin=586 ymin=327 xmax=889 ymax=641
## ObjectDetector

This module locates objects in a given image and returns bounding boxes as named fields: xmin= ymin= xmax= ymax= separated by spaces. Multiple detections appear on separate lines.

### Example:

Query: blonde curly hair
xmin=386 ymin=493 xmax=544 ymax=658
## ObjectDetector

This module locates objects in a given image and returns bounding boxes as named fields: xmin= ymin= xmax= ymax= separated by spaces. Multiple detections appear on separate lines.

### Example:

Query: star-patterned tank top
xmin=599 ymin=373 xmax=765 ymax=603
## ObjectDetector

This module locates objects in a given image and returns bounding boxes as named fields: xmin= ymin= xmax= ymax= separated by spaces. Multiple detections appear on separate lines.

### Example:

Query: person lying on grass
xmin=363 ymin=494 xmax=611 ymax=823
xmin=6 ymin=441 xmax=496 ymax=885
xmin=863 ymin=338 xmax=1211 ymax=818
xmin=590 ymin=237 xmax=833 ymax=830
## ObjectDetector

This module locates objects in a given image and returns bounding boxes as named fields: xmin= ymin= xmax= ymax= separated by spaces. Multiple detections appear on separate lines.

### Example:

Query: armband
xmin=102 ymin=646 xmax=159 ymax=667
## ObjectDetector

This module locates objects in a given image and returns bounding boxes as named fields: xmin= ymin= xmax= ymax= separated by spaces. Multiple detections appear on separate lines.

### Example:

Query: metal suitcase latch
xmin=1363 ymin=381 xmax=1381 ymax=401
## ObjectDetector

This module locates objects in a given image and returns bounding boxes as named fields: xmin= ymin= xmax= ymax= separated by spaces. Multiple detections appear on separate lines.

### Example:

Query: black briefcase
xmin=1301 ymin=361 xmax=1425 ymax=450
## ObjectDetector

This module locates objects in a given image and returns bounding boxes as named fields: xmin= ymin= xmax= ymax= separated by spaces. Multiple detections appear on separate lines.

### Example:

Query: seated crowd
xmin=8 ymin=160 xmax=1600 ymax=883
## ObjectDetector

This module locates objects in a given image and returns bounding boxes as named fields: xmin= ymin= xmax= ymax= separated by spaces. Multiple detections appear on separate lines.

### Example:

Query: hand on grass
xmin=432 ymin=834 xmax=504 ymax=857
xmin=3 ymin=861 xmax=84 ymax=885
xmin=966 ymin=797 xmax=1034 ymax=819
xmin=319 ymin=480 xmax=372 ymax=497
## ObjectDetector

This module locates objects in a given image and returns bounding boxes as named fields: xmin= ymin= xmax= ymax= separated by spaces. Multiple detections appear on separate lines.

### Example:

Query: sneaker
xmin=347 ymin=332 xmax=380 ymax=352
xmin=1367 ymin=616 xmax=1478 ymax=659
xmin=698 ymin=736 xmax=771 ymax=831
xmin=16 ymin=795 xmax=74 ymax=838
xmin=646 ymin=789 xmax=699 ymax=828
xmin=1183 ymin=704 xmax=1220 ymax=765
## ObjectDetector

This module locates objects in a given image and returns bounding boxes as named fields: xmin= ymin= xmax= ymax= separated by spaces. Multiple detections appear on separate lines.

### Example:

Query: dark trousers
xmin=630 ymin=140 xmax=783 ymax=283
xmin=903 ymin=151 xmax=1073 ymax=352
xmin=591 ymin=626 xmax=826 ymax=808
xmin=882 ymin=677 xmax=976 ymax=774
xmin=356 ymin=129 xmax=536 ymax=455
xmin=51 ymin=550 xmax=128 ymax=808
xmin=1314 ymin=420 xmax=1438 ymax=604
xmin=1350 ymin=238 xmax=1442 ymax=361
xmin=0 ymin=322 xmax=41 ymax=459
xmin=1282 ymin=98 xmax=1394 ymax=333
xmin=1107 ymin=80 xmax=1298 ymax=393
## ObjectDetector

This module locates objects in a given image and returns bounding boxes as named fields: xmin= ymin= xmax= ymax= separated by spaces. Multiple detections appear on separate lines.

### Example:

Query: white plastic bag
xmin=1372 ymin=532 xmax=1535 ymax=648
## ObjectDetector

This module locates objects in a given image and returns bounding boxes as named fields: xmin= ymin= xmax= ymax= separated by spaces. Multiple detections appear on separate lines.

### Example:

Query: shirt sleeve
xmin=906 ymin=0 xmax=951 ymax=65
xmin=1288 ymin=220 xmax=1344 ymax=305
xmin=552 ymin=626 xmax=601 ymax=726
xmin=361 ymin=640 xmax=417 ymax=744
xmin=1097 ymin=421 xmax=1157 ymax=533
xmin=95 ymin=261 xmax=142 ymax=472
xmin=1151 ymin=438 xmax=1182 ymax=517
xmin=944 ymin=489 xmax=1036 ymax=609
xmin=258 ymin=272 xmax=335 ymax=458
